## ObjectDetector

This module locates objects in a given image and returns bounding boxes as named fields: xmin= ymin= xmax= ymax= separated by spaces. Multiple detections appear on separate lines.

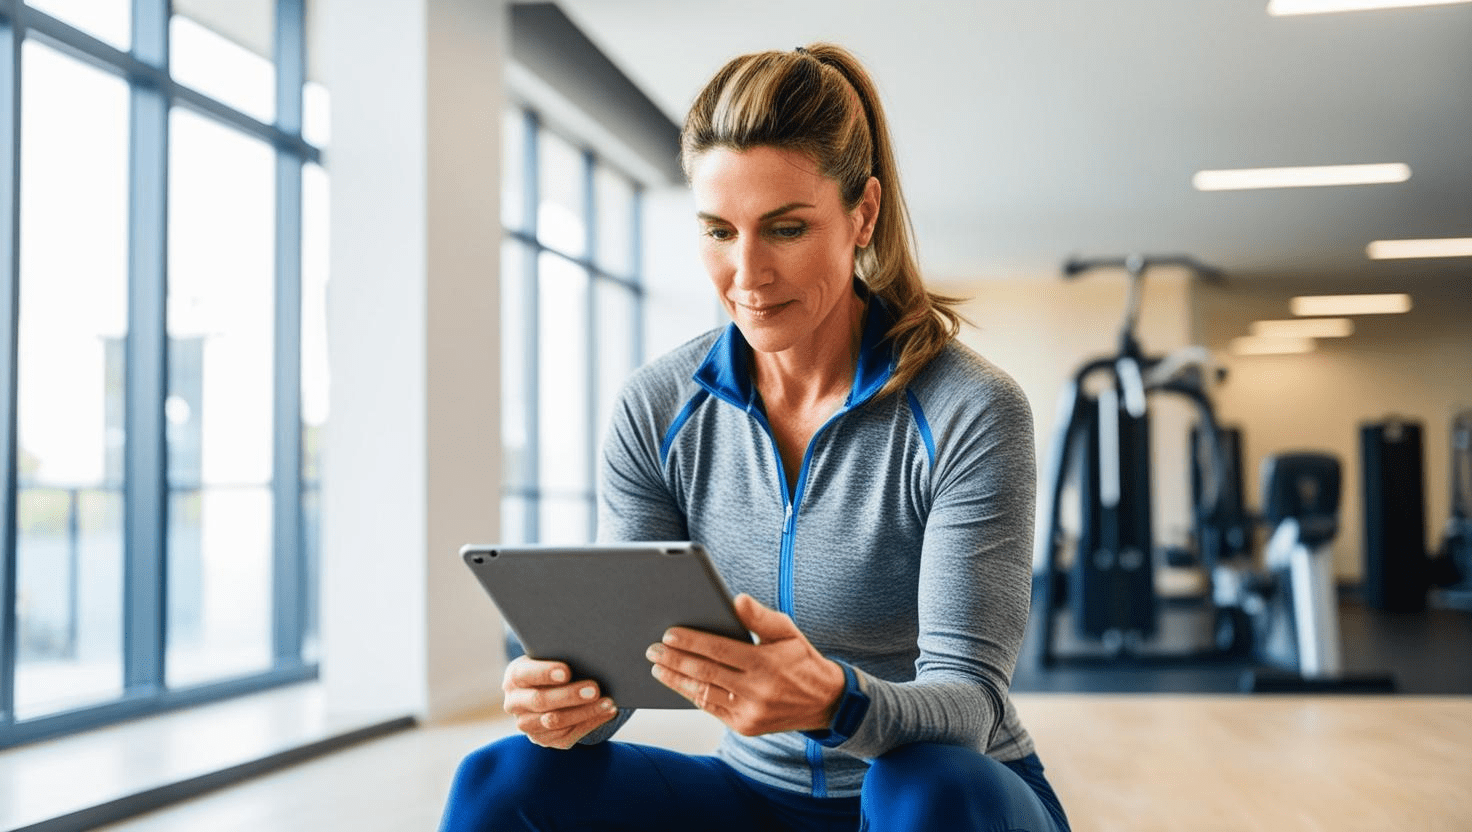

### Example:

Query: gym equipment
xmin=1360 ymin=419 xmax=1429 ymax=612
xmin=1239 ymin=453 xmax=1396 ymax=693
xmin=1035 ymin=254 xmax=1239 ymax=665
xmin=1430 ymin=411 xmax=1472 ymax=610
xmin=1033 ymin=254 xmax=1395 ymax=692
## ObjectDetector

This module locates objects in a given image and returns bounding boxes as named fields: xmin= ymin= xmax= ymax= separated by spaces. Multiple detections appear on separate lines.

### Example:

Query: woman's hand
xmin=646 ymin=593 xmax=846 ymax=737
xmin=502 ymin=656 xmax=618 ymax=749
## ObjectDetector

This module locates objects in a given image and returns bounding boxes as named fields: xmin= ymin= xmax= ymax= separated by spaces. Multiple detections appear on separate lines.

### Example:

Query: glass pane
xmin=502 ymin=241 xmax=530 ymax=488
xmin=15 ymin=490 xmax=126 ymax=719
xmin=538 ymin=253 xmax=590 ymax=493
xmin=302 ymin=162 xmax=330 ymax=477
xmin=595 ymin=166 xmax=635 ymax=277
xmin=502 ymin=108 xmax=525 ymax=233
xmin=303 ymin=80 xmax=330 ymax=148
xmin=28 ymin=0 xmax=131 ymax=51
xmin=301 ymin=483 xmax=321 ymax=664
xmin=14 ymin=40 xmax=129 ymax=718
xmin=537 ymin=129 xmax=586 ymax=257
xmin=166 ymin=488 xmax=274 ymax=687
xmin=304 ymin=0 xmax=326 ymax=145
xmin=540 ymin=498 xmax=593 ymax=545
xmin=501 ymin=495 xmax=529 ymax=546
xmin=166 ymin=106 xmax=276 ymax=687
xmin=595 ymin=281 xmax=636 ymax=450
xmin=171 ymin=3 xmax=276 ymax=124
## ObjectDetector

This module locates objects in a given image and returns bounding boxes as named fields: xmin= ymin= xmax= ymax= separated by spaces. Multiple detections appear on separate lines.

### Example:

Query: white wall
xmin=318 ymin=0 xmax=507 ymax=723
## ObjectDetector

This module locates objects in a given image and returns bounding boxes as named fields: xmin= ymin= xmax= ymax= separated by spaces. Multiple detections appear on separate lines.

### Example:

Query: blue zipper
xmin=747 ymin=401 xmax=851 ymax=798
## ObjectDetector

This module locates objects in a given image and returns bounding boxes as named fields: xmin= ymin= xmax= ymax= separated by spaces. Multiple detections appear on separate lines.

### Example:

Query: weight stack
xmin=1360 ymin=420 xmax=1428 ymax=612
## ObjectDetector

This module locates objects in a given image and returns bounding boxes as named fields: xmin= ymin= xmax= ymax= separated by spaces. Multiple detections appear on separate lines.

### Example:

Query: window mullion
xmin=271 ymin=0 xmax=305 ymax=666
xmin=631 ymin=184 xmax=644 ymax=368
xmin=522 ymin=110 xmax=539 ymax=543
xmin=582 ymin=149 xmax=596 ymax=541
xmin=122 ymin=0 xmax=169 ymax=695
xmin=0 ymin=6 xmax=23 ymax=725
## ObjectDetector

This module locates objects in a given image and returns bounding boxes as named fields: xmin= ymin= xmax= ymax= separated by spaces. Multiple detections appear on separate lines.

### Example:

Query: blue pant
xmin=440 ymin=735 xmax=1070 ymax=832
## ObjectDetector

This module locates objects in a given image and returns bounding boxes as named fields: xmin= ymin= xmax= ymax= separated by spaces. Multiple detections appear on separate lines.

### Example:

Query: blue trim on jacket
xmin=692 ymin=289 xmax=899 ymax=410
xmin=683 ymin=288 xmax=902 ymax=797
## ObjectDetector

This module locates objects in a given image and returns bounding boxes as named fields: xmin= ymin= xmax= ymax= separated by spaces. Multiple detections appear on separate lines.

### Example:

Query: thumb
xmin=734 ymin=593 xmax=799 ymax=642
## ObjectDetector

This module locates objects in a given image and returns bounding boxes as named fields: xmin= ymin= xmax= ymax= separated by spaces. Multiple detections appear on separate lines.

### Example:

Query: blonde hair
xmin=680 ymin=43 xmax=962 ymax=398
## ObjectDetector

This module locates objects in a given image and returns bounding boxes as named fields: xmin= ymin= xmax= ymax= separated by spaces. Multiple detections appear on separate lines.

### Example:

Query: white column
xmin=319 ymin=0 xmax=506 ymax=722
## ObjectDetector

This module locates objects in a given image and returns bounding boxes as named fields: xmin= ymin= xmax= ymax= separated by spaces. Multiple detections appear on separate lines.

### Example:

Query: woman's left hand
xmin=646 ymin=593 xmax=846 ymax=736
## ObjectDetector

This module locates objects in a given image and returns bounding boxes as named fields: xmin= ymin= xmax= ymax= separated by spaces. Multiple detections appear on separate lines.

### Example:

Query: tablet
xmin=460 ymin=542 xmax=753 ymax=709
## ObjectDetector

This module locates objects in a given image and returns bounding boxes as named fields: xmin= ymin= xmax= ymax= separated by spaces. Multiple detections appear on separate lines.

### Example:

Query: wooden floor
xmin=98 ymin=695 xmax=1472 ymax=832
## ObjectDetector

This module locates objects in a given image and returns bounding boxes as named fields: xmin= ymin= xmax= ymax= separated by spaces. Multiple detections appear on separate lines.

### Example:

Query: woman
xmin=441 ymin=43 xmax=1069 ymax=832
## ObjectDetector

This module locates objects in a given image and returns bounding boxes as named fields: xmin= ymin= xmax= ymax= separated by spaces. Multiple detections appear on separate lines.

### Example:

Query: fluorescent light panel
xmin=1290 ymin=294 xmax=1412 ymax=316
xmin=1269 ymin=0 xmax=1472 ymax=15
xmin=1366 ymin=238 xmax=1472 ymax=259
xmin=1231 ymin=336 xmax=1316 ymax=356
xmin=1192 ymin=163 xmax=1410 ymax=191
xmin=1251 ymin=318 xmax=1355 ymax=338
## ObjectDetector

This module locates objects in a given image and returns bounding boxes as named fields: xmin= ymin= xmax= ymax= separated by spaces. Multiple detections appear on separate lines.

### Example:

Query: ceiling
xmin=558 ymin=0 xmax=1472 ymax=287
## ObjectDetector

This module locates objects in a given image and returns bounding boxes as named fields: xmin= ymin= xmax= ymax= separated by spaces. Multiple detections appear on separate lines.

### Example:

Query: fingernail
xmin=600 ymin=699 xmax=615 ymax=711
xmin=580 ymin=686 xmax=596 ymax=700
xmin=646 ymin=644 xmax=664 ymax=660
xmin=662 ymin=630 xmax=676 ymax=644
xmin=551 ymin=669 xmax=568 ymax=683
xmin=650 ymin=665 xmax=663 ymax=678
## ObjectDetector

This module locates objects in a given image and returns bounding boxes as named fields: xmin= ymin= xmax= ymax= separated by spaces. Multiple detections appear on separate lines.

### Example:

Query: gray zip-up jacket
xmin=590 ymin=298 xmax=1038 ymax=798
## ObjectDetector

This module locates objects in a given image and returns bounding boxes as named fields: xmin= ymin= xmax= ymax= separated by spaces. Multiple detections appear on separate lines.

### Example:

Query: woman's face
xmin=689 ymin=146 xmax=878 ymax=357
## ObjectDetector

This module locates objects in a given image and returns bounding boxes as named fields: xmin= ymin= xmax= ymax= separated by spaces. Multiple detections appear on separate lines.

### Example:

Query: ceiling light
xmin=1231 ymin=336 xmax=1316 ymax=356
xmin=1192 ymin=163 xmax=1410 ymax=191
xmin=1251 ymin=318 xmax=1355 ymax=338
xmin=1366 ymin=238 xmax=1472 ymax=259
xmin=1290 ymin=294 xmax=1412 ymax=316
xmin=1269 ymin=0 xmax=1472 ymax=15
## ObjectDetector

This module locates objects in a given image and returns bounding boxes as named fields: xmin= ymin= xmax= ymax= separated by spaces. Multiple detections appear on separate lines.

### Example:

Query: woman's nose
xmin=731 ymin=238 xmax=772 ymax=289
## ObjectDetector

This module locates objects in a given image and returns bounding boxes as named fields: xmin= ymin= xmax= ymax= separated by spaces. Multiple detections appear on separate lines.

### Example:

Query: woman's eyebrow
xmin=696 ymin=202 xmax=816 ymax=223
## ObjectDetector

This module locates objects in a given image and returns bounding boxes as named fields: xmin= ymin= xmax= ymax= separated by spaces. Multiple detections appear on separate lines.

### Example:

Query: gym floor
xmin=1014 ymin=585 xmax=1472 ymax=696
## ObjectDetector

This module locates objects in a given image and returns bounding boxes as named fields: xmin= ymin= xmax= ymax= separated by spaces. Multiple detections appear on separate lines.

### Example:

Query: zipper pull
xmin=784 ymin=503 xmax=794 ymax=530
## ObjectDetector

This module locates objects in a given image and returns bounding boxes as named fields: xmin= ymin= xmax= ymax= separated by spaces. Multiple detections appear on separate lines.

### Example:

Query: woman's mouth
xmin=737 ymin=300 xmax=793 ymax=320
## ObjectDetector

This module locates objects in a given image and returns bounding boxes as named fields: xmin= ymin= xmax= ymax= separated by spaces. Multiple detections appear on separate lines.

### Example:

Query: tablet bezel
xmin=460 ymin=542 xmax=753 ymax=710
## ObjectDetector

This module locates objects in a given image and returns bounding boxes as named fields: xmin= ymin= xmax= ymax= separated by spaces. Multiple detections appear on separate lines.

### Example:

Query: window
xmin=501 ymin=108 xmax=643 ymax=548
xmin=1 ymin=0 xmax=324 ymax=748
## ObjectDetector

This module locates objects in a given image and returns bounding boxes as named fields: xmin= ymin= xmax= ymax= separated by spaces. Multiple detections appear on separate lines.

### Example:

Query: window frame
xmin=0 ymin=0 xmax=320 ymax=750
xmin=502 ymin=105 xmax=644 ymax=545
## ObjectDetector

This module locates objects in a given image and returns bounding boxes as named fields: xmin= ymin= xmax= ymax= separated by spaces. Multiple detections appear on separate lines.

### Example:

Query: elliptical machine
xmin=1034 ymin=254 xmax=1237 ymax=665
xmin=1237 ymin=453 xmax=1395 ymax=692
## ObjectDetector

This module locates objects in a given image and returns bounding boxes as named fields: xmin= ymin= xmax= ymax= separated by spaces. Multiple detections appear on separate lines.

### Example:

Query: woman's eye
xmin=704 ymin=226 xmax=733 ymax=241
xmin=770 ymin=225 xmax=805 ymax=239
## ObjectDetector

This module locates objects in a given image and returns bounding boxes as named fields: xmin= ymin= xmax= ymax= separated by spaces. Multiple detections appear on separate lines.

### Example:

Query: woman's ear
xmin=855 ymin=176 xmax=881 ymax=248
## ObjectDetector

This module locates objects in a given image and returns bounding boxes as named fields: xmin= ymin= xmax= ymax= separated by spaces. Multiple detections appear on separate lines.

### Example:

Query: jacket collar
xmin=692 ymin=282 xmax=897 ymax=412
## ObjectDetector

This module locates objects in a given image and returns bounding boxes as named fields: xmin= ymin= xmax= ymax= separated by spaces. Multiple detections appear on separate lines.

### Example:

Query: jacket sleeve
xmin=816 ymin=374 xmax=1036 ymax=759
xmin=578 ymin=375 xmax=691 ymax=745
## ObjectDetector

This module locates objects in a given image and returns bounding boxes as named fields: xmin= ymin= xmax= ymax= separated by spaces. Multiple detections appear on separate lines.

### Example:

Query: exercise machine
xmin=1238 ymin=453 xmax=1395 ymax=692
xmin=1430 ymin=411 xmax=1472 ymax=610
xmin=1034 ymin=254 xmax=1238 ymax=665
xmin=1033 ymin=255 xmax=1395 ymax=691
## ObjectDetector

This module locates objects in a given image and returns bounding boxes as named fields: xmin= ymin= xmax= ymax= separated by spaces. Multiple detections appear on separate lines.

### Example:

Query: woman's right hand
xmin=502 ymin=656 xmax=619 ymax=749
